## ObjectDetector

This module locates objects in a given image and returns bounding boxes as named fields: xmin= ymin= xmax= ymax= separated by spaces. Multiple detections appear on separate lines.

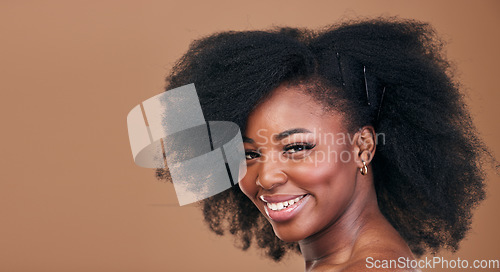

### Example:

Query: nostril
xmin=256 ymin=178 xmax=273 ymax=190
xmin=255 ymin=171 xmax=288 ymax=190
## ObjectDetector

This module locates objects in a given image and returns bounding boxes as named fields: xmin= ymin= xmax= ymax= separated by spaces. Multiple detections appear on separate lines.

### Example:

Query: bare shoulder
xmin=308 ymin=215 xmax=420 ymax=272
xmin=340 ymin=216 xmax=420 ymax=271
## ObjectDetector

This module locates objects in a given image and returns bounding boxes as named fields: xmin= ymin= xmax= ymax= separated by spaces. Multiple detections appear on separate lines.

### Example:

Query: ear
xmin=352 ymin=126 xmax=376 ymax=168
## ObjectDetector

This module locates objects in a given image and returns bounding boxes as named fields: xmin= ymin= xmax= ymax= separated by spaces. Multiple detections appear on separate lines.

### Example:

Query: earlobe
xmin=354 ymin=126 xmax=376 ymax=168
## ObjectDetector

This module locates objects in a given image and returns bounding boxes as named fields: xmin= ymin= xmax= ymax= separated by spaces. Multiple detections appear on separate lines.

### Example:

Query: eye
xmin=283 ymin=143 xmax=316 ymax=154
xmin=245 ymin=150 xmax=261 ymax=160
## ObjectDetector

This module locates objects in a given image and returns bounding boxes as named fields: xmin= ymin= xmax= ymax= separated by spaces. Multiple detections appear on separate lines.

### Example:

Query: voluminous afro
xmin=156 ymin=17 xmax=490 ymax=261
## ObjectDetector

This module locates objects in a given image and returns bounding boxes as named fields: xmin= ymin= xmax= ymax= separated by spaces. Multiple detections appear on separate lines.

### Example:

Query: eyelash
xmin=283 ymin=142 xmax=316 ymax=154
xmin=244 ymin=142 xmax=316 ymax=160
xmin=245 ymin=150 xmax=261 ymax=160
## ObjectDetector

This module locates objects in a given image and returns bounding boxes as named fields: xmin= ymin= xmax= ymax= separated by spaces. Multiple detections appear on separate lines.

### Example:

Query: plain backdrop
xmin=0 ymin=0 xmax=499 ymax=271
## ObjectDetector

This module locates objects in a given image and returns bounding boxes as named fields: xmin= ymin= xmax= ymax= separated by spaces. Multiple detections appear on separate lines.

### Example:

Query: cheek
xmin=287 ymin=151 xmax=356 ymax=190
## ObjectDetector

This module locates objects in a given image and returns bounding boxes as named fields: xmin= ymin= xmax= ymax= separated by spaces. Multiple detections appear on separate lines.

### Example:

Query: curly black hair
xmin=155 ymin=17 xmax=491 ymax=261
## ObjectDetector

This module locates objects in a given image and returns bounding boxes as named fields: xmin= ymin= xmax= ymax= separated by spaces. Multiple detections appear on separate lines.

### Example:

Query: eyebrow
xmin=243 ymin=136 xmax=255 ymax=144
xmin=274 ymin=128 xmax=313 ymax=141
xmin=243 ymin=128 xmax=313 ymax=144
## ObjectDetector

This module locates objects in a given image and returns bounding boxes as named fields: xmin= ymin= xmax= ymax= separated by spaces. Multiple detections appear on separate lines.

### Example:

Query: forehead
xmin=245 ymin=84 xmax=347 ymax=136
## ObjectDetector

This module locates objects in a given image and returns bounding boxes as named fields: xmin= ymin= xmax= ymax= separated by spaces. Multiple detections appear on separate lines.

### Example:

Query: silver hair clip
xmin=377 ymin=87 xmax=386 ymax=121
xmin=336 ymin=52 xmax=345 ymax=87
xmin=363 ymin=66 xmax=386 ymax=121
xmin=338 ymin=56 xmax=385 ymax=121
xmin=363 ymin=66 xmax=370 ymax=106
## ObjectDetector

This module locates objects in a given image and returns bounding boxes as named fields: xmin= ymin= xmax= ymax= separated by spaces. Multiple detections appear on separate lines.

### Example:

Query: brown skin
xmin=239 ymin=84 xmax=417 ymax=272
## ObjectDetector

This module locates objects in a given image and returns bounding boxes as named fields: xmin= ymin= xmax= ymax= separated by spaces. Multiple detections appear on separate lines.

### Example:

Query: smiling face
xmin=239 ymin=83 xmax=365 ymax=242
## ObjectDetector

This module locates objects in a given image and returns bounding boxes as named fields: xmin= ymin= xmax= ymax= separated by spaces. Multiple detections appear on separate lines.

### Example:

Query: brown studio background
xmin=0 ymin=0 xmax=499 ymax=271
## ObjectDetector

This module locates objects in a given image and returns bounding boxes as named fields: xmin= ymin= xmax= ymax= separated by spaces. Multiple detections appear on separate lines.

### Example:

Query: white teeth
xmin=266 ymin=195 xmax=306 ymax=211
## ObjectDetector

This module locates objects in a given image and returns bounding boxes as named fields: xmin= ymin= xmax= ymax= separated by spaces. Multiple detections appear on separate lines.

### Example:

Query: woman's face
xmin=239 ymin=84 xmax=362 ymax=242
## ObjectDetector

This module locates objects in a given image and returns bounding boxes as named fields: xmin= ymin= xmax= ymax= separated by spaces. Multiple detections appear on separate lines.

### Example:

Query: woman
xmin=156 ymin=18 xmax=490 ymax=271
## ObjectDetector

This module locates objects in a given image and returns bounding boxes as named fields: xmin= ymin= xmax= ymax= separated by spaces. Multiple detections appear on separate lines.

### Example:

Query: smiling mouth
xmin=264 ymin=195 xmax=307 ymax=211
xmin=259 ymin=194 xmax=310 ymax=222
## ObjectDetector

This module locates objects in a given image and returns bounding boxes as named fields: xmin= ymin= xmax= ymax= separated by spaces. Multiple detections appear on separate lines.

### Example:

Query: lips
xmin=260 ymin=194 xmax=310 ymax=223
xmin=260 ymin=194 xmax=306 ymax=203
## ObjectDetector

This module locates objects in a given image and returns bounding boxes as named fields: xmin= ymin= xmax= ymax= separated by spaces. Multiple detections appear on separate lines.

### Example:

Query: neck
xmin=298 ymin=174 xmax=382 ymax=268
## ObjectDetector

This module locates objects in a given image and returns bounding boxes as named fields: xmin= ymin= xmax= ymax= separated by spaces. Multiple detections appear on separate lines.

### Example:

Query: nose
xmin=256 ymin=153 xmax=288 ymax=190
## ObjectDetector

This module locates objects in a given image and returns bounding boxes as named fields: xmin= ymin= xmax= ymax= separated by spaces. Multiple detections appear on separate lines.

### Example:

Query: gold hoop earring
xmin=359 ymin=161 xmax=368 ymax=176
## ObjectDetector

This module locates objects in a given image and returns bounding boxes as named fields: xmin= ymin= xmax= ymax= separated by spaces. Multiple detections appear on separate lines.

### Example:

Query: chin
xmin=270 ymin=223 xmax=310 ymax=243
